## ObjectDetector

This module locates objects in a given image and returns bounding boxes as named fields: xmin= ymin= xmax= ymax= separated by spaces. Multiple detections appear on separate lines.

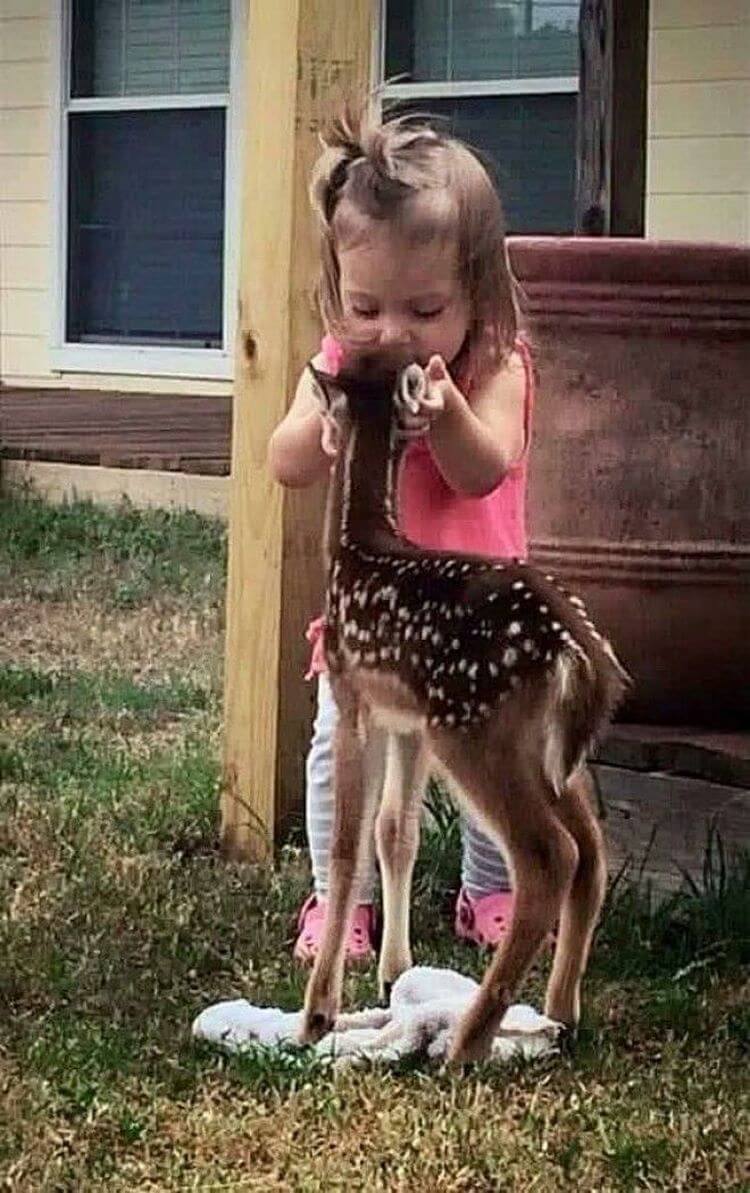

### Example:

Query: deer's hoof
xmin=556 ymin=1023 xmax=579 ymax=1057
xmin=299 ymin=1006 xmax=336 ymax=1045
xmin=446 ymin=1029 xmax=493 ymax=1067
xmin=377 ymin=952 xmax=412 ymax=1005
xmin=301 ymin=967 xmax=343 ymax=1044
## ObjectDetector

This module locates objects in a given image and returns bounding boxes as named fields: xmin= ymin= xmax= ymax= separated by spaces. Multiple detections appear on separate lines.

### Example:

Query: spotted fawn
xmin=300 ymin=352 xmax=629 ymax=1063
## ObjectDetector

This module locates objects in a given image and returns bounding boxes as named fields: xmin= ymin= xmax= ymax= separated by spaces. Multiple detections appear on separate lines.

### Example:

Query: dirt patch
xmin=0 ymin=596 xmax=223 ymax=687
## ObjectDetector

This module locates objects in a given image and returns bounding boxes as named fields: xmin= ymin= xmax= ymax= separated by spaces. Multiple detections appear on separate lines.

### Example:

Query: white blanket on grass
xmin=192 ymin=966 xmax=561 ymax=1067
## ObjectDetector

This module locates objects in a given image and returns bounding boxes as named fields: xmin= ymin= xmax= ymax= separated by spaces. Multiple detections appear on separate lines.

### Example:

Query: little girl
xmin=267 ymin=108 xmax=535 ymax=965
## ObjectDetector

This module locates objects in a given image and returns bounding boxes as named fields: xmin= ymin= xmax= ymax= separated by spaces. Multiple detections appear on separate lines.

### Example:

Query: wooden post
xmin=222 ymin=0 xmax=376 ymax=861
xmin=576 ymin=0 xmax=613 ymax=235
xmin=576 ymin=0 xmax=648 ymax=236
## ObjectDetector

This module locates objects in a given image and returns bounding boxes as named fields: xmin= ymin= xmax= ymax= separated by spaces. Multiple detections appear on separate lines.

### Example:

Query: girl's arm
xmin=267 ymin=356 xmax=332 ymax=488
xmin=426 ymin=350 xmax=527 ymax=498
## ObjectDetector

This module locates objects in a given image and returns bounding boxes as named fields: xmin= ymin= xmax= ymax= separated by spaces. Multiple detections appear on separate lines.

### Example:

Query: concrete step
xmin=597 ymin=724 xmax=750 ymax=789
xmin=593 ymin=762 xmax=750 ymax=895
xmin=591 ymin=724 xmax=749 ymax=893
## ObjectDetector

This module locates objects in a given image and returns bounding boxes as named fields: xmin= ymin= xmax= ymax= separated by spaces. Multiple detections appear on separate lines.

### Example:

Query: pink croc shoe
xmin=454 ymin=886 xmax=515 ymax=948
xmin=293 ymin=893 xmax=376 ymax=966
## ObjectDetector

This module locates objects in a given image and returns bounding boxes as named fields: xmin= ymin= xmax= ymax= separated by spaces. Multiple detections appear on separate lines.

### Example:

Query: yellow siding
xmin=0 ymin=2 xmax=233 ymax=394
xmin=1 ymin=154 xmax=49 ymax=202
xmin=651 ymin=26 xmax=748 ymax=82
xmin=0 ymin=108 xmax=49 ymax=155
xmin=646 ymin=0 xmax=750 ymax=243
xmin=2 ymin=0 xmax=48 ymax=17
xmin=650 ymin=81 xmax=749 ymax=138
xmin=0 ymin=201 xmax=49 ymax=245
xmin=21 ymin=374 xmax=234 ymax=395
xmin=651 ymin=0 xmax=748 ymax=28
xmin=648 ymin=137 xmax=749 ymax=194
xmin=0 ymin=2 xmax=52 ymax=386
xmin=1 ymin=16 xmax=51 ymax=61
xmin=0 ymin=61 xmax=49 ymax=107
xmin=3 ymin=245 xmax=49 ymax=290
xmin=1 ymin=287 xmax=46 ymax=336
xmin=647 ymin=195 xmax=748 ymax=243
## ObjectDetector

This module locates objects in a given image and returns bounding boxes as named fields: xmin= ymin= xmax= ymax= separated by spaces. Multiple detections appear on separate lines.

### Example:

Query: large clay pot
xmin=508 ymin=237 xmax=750 ymax=729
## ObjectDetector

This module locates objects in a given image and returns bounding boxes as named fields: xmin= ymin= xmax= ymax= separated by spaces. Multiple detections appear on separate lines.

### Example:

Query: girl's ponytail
xmin=310 ymin=106 xmax=430 ymax=228
xmin=310 ymin=108 xmax=366 ymax=227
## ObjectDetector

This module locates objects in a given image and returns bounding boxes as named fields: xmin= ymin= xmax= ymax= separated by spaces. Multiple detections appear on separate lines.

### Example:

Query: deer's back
xmin=325 ymin=543 xmax=626 ymax=735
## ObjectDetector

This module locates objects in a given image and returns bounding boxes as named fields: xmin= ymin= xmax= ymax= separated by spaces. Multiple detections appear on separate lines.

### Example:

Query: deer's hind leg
xmin=544 ymin=765 xmax=607 ymax=1030
xmin=429 ymin=735 xmax=579 ymax=1064
xmin=375 ymin=732 xmax=428 ymax=999
xmin=300 ymin=699 xmax=386 ymax=1045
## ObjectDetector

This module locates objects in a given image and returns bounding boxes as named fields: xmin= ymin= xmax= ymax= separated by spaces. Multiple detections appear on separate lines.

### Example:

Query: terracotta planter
xmin=508 ymin=237 xmax=750 ymax=729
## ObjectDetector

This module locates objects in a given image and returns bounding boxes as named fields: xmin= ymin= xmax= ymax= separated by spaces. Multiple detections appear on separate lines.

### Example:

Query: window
xmin=382 ymin=1 xmax=579 ymax=234
xmin=55 ymin=0 xmax=238 ymax=377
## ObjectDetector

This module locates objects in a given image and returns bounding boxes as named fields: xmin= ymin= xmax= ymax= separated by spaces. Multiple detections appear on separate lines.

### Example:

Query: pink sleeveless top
xmin=305 ymin=335 xmax=535 ymax=676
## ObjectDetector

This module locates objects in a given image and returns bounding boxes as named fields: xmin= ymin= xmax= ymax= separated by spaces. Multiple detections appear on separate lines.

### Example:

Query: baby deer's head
xmin=308 ymin=353 xmax=427 ymax=446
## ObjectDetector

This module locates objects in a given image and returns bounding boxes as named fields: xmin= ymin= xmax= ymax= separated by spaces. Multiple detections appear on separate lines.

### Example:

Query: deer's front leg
xmin=376 ymin=733 xmax=427 ymax=1000
xmin=300 ymin=712 xmax=386 ymax=1044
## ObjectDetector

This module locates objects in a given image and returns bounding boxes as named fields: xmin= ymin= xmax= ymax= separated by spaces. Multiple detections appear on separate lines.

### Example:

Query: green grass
xmin=1 ymin=495 xmax=748 ymax=1190
xmin=2 ymin=493 xmax=225 ymax=571
xmin=0 ymin=663 xmax=213 ymax=719
xmin=0 ymin=492 xmax=226 ymax=606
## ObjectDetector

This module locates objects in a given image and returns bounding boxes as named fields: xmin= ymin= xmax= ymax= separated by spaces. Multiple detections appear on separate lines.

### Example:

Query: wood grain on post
xmin=575 ymin=0 xmax=647 ymax=237
xmin=222 ymin=0 xmax=376 ymax=861
xmin=576 ymin=0 xmax=613 ymax=235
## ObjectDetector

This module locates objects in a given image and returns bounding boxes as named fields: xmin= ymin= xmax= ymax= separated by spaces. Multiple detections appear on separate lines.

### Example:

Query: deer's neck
xmin=324 ymin=415 xmax=403 ymax=571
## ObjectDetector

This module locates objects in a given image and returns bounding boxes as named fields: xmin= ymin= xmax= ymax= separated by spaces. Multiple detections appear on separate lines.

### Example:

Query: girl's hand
xmin=425 ymin=355 xmax=466 ymax=416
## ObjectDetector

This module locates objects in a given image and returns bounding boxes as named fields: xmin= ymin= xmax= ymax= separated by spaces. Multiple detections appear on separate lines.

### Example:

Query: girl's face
xmin=337 ymin=218 xmax=470 ymax=368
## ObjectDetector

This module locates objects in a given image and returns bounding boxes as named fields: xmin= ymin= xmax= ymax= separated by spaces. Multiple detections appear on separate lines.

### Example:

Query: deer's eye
xmin=309 ymin=375 xmax=330 ymax=410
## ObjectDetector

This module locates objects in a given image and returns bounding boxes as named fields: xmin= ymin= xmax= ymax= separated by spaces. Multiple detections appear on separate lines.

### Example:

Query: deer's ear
xmin=396 ymin=363 xmax=427 ymax=415
xmin=307 ymin=361 xmax=340 ymax=412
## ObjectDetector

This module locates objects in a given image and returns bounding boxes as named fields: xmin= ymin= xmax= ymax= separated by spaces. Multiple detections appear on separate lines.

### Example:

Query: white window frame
xmin=377 ymin=4 xmax=579 ymax=128
xmin=50 ymin=0 xmax=245 ymax=381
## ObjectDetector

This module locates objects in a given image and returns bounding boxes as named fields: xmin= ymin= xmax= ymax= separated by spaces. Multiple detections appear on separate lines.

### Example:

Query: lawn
xmin=0 ymin=494 xmax=748 ymax=1191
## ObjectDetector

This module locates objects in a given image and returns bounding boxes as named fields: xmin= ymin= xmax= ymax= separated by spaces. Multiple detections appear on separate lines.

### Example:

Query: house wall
xmin=646 ymin=0 xmax=750 ymax=243
xmin=0 ymin=0 xmax=231 ymax=393
xmin=0 ymin=2 xmax=53 ymax=387
xmin=3 ymin=2 xmax=748 ymax=392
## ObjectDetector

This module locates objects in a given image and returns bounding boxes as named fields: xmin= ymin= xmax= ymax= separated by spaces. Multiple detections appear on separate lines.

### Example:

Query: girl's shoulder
xmin=469 ymin=337 xmax=531 ymax=395
xmin=512 ymin=333 xmax=534 ymax=371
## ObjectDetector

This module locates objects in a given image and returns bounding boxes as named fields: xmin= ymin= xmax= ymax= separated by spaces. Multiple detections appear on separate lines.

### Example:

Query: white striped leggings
xmin=305 ymin=674 xmax=511 ymax=902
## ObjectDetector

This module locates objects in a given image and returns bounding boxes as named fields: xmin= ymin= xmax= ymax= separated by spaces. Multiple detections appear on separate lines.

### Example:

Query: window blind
xmin=71 ymin=0 xmax=231 ymax=98
xmin=67 ymin=108 xmax=225 ymax=345
xmin=397 ymin=93 xmax=577 ymax=234
xmin=388 ymin=0 xmax=578 ymax=82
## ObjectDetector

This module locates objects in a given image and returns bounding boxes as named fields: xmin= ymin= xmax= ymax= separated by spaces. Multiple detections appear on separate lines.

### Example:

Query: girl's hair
xmin=309 ymin=105 xmax=520 ymax=386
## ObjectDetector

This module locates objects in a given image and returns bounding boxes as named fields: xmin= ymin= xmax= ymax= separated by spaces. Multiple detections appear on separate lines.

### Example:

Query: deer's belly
xmin=351 ymin=671 xmax=427 ymax=734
